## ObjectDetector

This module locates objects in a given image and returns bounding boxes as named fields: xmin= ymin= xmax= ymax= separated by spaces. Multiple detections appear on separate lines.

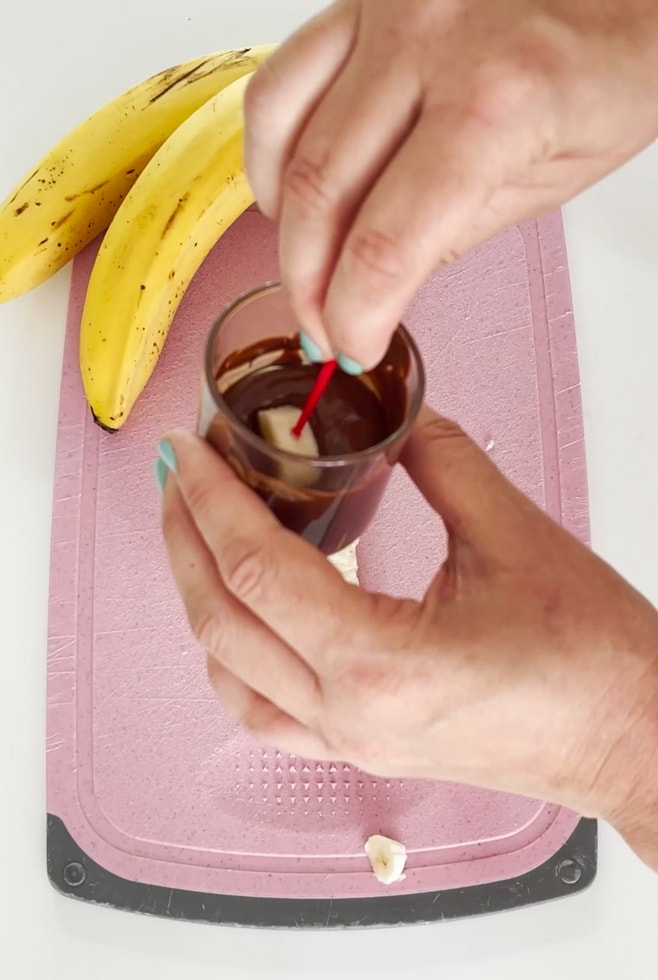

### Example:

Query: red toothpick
xmin=291 ymin=359 xmax=338 ymax=439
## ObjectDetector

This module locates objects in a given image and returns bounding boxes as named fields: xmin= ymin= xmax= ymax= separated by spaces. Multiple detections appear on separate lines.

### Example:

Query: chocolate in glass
xmin=198 ymin=284 xmax=425 ymax=555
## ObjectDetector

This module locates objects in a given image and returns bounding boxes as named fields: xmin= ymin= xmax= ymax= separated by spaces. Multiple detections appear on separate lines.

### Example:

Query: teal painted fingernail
xmin=337 ymin=353 xmax=364 ymax=376
xmin=157 ymin=439 xmax=177 ymax=472
xmin=299 ymin=330 xmax=325 ymax=363
xmin=154 ymin=458 xmax=168 ymax=493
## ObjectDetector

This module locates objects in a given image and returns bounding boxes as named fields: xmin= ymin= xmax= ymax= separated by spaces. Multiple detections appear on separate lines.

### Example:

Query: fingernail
xmin=157 ymin=439 xmax=177 ymax=472
xmin=154 ymin=457 xmax=168 ymax=493
xmin=299 ymin=330 xmax=325 ymax=363
xmin=337 ymin=353 xmax=364 ymax=376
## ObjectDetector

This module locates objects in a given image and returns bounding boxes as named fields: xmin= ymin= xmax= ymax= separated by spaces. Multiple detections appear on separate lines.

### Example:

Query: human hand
xmin=158 ymin=407 xmax=658 ymax=870
xmin=245 ymin=0 xmax=658 ymax=371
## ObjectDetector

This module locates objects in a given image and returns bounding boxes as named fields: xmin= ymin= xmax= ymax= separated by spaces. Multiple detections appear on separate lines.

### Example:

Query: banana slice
xmin=365 ymin=834 xmax=407 ymax=885
xmin=257 ymin=405 xmax=319 ymax=487
xmin=257 ymin=405 xmax=319 ymax=457
xmin=327 ymin=540 xmax=360 ymax=585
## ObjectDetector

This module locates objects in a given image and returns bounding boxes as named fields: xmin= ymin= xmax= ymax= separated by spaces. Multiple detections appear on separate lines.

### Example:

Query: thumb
xmin=401 ymin=405 xmax=530 ymax=551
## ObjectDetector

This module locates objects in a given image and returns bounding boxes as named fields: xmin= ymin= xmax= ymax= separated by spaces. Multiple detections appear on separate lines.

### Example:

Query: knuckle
xmin=283 ymin=150 xmax=335 ymax=215
xmin=222 ymin=537 xmax=274 ymax=603
xmin=344 ymin=226 xmax=409 ymax=284
xmin=192 ymin=607 xmax=227 ymax=658
xmin=238 ymin=697 xmax=270 ymax=737
xmin=206 ymin=659 xmax=270 ymax=736
xmin=471 ymin=64 xmax=543 ymax=128
xmin=325 ymin=720 xmax=387 ymax=774
xmin=439 ymin=244 xmax=464 ymax=266
xmin=321 ymin=716 xmax=360 ymax=762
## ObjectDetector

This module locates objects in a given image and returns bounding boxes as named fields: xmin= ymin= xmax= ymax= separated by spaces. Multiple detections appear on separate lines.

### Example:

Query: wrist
xmin=588 ymin=604 xmax=658 ymax=870
xmin=606 ymin=687 xmax=658 ymax=872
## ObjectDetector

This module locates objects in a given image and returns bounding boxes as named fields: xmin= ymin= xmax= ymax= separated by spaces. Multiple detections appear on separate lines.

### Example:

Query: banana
xmin=80 ymin=72 xmax=254 ymax=431
xmin=0 ymin=45 xmax=274 ymax=302
xmin=257 ymin=405 xmax=321 ymax=487
xmin=364 ymin=834 xmax=407 ymax=885
xmin=328 ymin=542 xmax=360 ymax=585
xmin=258 ymin=406 xmax=320 ymax=458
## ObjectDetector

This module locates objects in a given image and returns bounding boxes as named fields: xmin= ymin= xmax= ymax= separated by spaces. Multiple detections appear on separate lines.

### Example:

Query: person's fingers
xmin=162 ymin=430 xmax=366 ymax=667
xmin=402 ymin=405 xmax=536 ymax=557
xmin=278 ymin=54 xmax=421 ymax=353
xmin=161 ymin=471 xmax=322 ymax=727
xmin=322 ymin=108 xmax=511 ymax=369
xmin=244 ymin=0 xmax=358 ymax=220
xmin=206 ymin=658 xmax=333 ymax=759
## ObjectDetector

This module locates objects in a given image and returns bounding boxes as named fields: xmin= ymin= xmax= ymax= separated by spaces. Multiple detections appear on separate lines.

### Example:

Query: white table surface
xmin=1 ymin=1 xmax=657 ymax=976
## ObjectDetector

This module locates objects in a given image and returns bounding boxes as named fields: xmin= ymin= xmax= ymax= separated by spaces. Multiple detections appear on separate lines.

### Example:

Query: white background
xmin=0 ymin=1 xmax=657 ymax=976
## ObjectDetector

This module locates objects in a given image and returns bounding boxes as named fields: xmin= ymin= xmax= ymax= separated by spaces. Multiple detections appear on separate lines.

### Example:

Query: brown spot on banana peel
xmin=50 ymin=209 xmax=74 ymax=230
xmin=215 ymin=47 xmax=251 ymax=67
xmin=64 ymin=178 xmax=110 ymax=203
xmin=90 ymin=409 xmax=120 ymax=433
xmin=7 ymin=168 xmax=39 ymax=206
xmin=162 ymin=193 xmax=190 ymax=235
xmin=143 ymin=59 xmax=197 ymax=94
xmin=186 ymin=52 xmax=253 ymax=84
xmin=147 ymin=58 xmax=213 ymax=104
xmin=146 ymin=47 xmax=254 ymax=105
xmin=14 ymin=202 xmax=29 ymax=216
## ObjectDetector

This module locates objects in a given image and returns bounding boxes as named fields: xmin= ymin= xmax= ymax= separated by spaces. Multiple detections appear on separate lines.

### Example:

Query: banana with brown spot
xmin=0 ymin=45 xmax=274 ymax=302
xmin=80 ymin=73 xmax=255 ymax=430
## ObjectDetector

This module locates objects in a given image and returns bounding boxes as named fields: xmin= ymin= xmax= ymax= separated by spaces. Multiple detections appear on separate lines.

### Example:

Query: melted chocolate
xmin=218 ymin=335 xmax=409 ymax=454
xmin=209 ymin=335 xmax=412 ymax=553
xmin=223 ymin=363 xmax=390 ymax=456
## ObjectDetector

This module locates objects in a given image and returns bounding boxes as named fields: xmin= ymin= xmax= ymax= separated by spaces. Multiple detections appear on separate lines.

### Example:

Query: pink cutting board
xmin=46 ymin=209 xmax=595 ymax=926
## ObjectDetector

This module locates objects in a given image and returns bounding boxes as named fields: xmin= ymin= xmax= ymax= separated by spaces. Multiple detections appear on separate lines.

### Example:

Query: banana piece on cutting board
xmin=327 ymin=541 xmax=359 ymax=585
xmin=365 ymin=834 xmax=407 ymax=885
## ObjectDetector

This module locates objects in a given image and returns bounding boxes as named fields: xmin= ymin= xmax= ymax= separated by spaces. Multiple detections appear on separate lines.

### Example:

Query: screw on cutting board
xmin=63 ymin=861 xmax=86 ymax=887
xmin=556 ymin=858 xmax=583 ymax=885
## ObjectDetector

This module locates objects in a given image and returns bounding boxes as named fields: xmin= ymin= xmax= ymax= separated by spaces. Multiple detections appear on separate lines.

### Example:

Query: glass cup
xmin=198 ymin=283 xmax=425 ymax=556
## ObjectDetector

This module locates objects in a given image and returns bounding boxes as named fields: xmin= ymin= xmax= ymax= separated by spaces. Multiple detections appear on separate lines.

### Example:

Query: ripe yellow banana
xmin=81 ymin=73 xmax=254 ymax=431
xmin=0 ymin=45 xmax=274 ymax=302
